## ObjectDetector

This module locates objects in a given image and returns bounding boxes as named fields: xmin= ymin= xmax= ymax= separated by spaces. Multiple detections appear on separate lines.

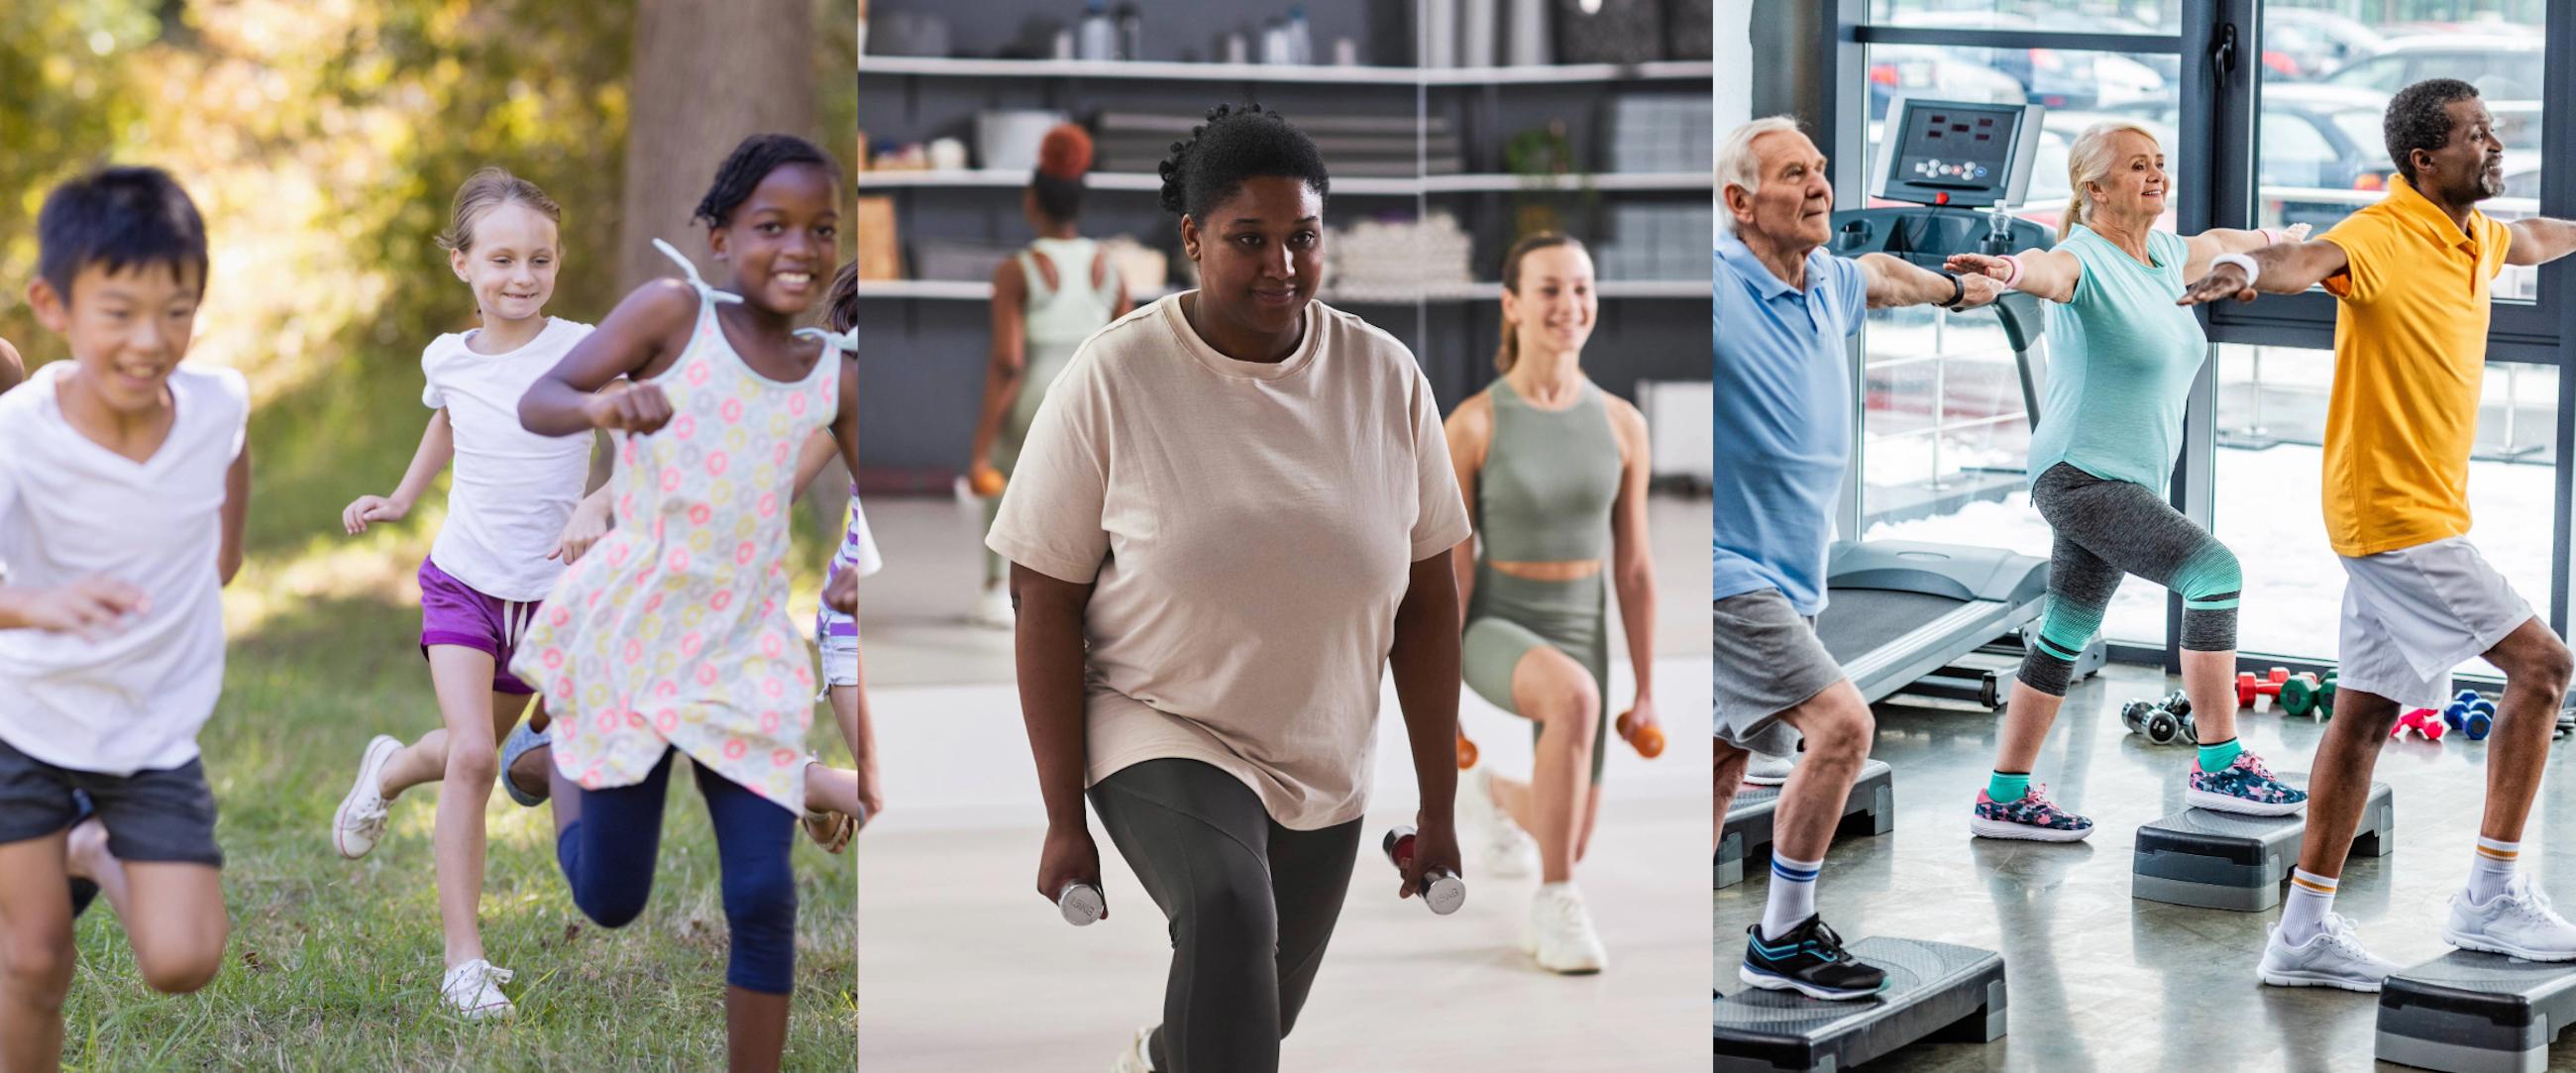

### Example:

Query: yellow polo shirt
xmin=2315 ymin=176 xmax=2514 ymax=557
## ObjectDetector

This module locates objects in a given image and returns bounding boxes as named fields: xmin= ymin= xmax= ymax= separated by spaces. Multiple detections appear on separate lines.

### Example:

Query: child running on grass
xmin=328 ymin=167 xmax=610 ymax=1019
xmin=511 ymin=133 xmax=854 ymax=1073
xmin=0 ymin=166 xmax=244 ymax=1073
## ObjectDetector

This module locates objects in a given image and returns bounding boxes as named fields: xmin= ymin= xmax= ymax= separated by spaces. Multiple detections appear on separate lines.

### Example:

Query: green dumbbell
xmin=2281 ymin=672 xmax=2327 ymax=718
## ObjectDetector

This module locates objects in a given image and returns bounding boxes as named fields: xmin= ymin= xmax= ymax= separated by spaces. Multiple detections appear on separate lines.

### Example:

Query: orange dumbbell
xmin=1455 ymin=729 xmax=1478 ymax=770
xmin=969 ymin=465 xmax=1007 ymax=497
xmin=1615 ymin=709 xmax=1664 ymax=758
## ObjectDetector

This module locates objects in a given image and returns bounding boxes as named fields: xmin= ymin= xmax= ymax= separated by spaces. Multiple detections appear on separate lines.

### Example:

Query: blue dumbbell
xmin=2443 ymin=692 xmax=2495 ymax=741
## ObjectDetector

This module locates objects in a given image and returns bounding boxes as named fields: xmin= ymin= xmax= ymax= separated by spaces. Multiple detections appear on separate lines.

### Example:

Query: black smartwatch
xmin=1940 ymin=270 xmax=1967 ymax=310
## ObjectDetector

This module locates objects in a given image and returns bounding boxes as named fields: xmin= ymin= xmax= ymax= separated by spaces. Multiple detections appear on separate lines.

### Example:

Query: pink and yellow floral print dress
xmin=513 ymin=240 xmax=845 ymax=811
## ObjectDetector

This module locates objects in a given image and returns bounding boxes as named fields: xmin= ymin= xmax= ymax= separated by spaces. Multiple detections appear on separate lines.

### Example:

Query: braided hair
xmin=694 ymin=133 xmax=843 ymax=228
xmin=1155 ymin=103 xmax=1330 ymax=220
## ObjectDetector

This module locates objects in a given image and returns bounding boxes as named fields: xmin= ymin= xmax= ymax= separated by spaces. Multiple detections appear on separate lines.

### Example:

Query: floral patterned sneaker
xmin=1969 ymin=783 xmax=2094 ymax=842
xmin=2187 ymin=750 xmax=2308 ymax=816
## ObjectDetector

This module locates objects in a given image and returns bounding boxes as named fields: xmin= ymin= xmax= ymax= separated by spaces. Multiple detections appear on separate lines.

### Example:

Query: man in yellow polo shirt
xmin=2181 ymin=78 xmax=2576 ymax=992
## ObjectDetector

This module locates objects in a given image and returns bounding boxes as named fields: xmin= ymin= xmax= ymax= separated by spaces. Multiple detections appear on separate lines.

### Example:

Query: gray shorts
xmin=1714 ymin=589 xmax=1841 ymax=756
xmin=0 ymin=736 xmax=223 ymax=866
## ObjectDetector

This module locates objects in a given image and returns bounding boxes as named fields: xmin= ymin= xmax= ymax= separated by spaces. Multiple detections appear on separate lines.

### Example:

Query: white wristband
xmin=2211 ymin=253 xmax=2260 ymax=287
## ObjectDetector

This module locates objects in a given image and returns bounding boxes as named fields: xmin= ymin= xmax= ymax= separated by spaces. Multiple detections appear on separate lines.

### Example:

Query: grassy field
xmin=47 ymin=356 xmax=856 ymax=1071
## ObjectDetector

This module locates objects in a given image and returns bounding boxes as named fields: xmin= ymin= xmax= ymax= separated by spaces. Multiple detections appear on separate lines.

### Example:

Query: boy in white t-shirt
xmin=0 ymin=166 xmax=245 ymax=1071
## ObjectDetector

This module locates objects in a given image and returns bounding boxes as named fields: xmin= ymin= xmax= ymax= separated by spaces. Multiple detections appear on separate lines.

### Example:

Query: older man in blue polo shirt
xmin=1715 ymin=116 xmax=2000 ymax=1002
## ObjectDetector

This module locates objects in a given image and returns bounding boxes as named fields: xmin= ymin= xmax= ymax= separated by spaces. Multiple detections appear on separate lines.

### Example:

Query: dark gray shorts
xmin=1714 ymin=589 xmax=1841 ymax=756
xmin=0 ymin=736 xmax=223 ymax=867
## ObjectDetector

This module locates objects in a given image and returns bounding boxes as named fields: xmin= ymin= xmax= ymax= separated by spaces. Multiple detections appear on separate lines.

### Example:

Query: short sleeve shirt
xmin=987 ymin=293 xmax=1472 ymax=829
xmin=2315 ymin=176 xmax=2513 ymax=557
xmin=1713 ymin=236 xmax=1868 ymax=616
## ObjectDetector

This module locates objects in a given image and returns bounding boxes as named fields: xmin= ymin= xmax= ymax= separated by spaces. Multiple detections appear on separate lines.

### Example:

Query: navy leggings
xmin=555 ymin=748 xmax=799 ymax=994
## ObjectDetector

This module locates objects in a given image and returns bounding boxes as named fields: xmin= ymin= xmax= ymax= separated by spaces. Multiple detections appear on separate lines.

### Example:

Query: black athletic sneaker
xmin=1738 ymin=915 xmax=1887 ymax=1001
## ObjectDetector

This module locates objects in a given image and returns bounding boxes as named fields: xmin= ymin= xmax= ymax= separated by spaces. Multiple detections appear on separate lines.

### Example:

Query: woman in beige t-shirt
xmin=988 ymin=103 xmax=1471 ymax=1073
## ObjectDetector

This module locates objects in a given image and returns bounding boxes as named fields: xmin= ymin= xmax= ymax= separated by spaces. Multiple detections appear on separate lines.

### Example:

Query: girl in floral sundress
xmin=509 ymin=134 xmax=853 ymax=1071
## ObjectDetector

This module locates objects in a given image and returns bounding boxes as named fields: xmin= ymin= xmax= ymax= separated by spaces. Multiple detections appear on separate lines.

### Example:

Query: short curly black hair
xmin=1155 ymin=103 xmax=1330 ymax=220
xmin=695 ymin=133 xmax=843 ymax=228
xmin=2384 ymin=78 xmax=2482 ymax=185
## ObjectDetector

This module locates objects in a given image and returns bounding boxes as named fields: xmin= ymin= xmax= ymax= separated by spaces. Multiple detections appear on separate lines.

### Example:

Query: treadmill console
xmin=1869 ymin=96 xmax=2044 ymax=209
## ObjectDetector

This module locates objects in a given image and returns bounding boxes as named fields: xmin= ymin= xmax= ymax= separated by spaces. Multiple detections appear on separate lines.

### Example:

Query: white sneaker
xmin=1743 ymin=752 xmax=1794 ymax=787
xmin=1111 ymin=1024 xmax=1155 ymax=1072
xmin=969 ymin=585 xmax=1015 ymax=630
xmin=440 ymin=958 xmax=516 ymax=1019
xmin=332 ymin=734 xmax=401 ymax=860
xmin=2445 ymin=875 xmax=2576 ymax=961
xmin=1526 ymin=883 xmax=1608 ymax=975
xmin=1460 ymin=768 xmax=1539 ymax=879
xmin=2258 ymin=912 xmax=2400 ymax=992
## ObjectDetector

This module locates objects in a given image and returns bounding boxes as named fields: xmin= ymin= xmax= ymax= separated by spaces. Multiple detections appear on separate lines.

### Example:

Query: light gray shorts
xmin=2338 ymin=537 xmax=2537 ymax=710
xmin=1714 ymin=589 xmax=1842 ymax=756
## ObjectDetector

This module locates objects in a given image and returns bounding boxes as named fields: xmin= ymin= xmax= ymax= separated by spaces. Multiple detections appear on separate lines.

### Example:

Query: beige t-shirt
xmin=988 ymin=292 xmax=1472 ymax=829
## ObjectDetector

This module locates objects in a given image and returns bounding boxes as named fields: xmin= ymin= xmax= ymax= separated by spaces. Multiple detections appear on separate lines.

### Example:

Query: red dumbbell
xmin=2391 ymin=707 xmax=2447 ymax=742
xmin=1455 ymin=730 xmax=1478 ymax=770
xmin=2235 ymin=667 xmax=2293 ymax=709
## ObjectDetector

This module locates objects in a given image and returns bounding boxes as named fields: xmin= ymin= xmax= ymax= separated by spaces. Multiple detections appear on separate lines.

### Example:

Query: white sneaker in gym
xmin=1111 ymin=1024 xmax=1155 ymax=1072
xmin=2258 ymin=912 xmax=2399 ymax=992
xmin=1460 ymin=768 xmax=1538 ymax=879
xmin=2445 ymin=874 xmax=2576 ymax=961
xmin=969 ymin=585 xmax=1016 ymax=630
xmin=1743 ymin=752 xmax=1794 ymax=787
xmin=440 ymin=958 xmax=516 ymax=1019
xmin=331 ymin=734 xmax=401 ymax=860
xmin=1528 ymin=882 xmax=1608 ymax=975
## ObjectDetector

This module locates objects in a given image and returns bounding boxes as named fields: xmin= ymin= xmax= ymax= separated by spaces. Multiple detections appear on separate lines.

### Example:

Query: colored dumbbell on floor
xmin=2439 ymin=690 xmax=2497 ymax=741
xmin=2236 ymin=667 xmax=2292 ymax=709
xmin=2392 ymin=707 xmax=2446 ymax=741
xmin=2120 ymin=692 xmax=2198 ymax=745
xmin=2279 ymin=672 xmax=2337 ymax=720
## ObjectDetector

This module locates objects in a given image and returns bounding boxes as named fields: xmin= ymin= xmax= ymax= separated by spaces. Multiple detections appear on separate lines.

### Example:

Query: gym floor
xmin=857 ymin=491 xmax=1715 ymax=1070
xmin=1715 ymin=661 xmax=2576 ymax=1071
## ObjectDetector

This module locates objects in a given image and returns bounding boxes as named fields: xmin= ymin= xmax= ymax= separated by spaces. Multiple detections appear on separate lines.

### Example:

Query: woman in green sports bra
xmin=1445 ymin=233 xmax=1659 ymax=975
xmin=967 ymin=124 xmax=1130 ymax=628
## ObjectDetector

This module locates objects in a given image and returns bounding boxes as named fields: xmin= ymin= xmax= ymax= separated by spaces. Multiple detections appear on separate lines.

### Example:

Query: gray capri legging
xmin=1089 ymin=758 xmax=1364 ymax=1073
xmin=2019 ymin=462 xmax=2242 ymax=696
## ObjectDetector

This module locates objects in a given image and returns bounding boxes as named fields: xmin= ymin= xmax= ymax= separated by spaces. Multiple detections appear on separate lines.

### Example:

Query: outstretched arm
xmin=2506 ymin=218 xmax=2576 ymax=268
xmin=1946 ymin=249 xmax=2083 ymax=304
xmin=1859 ymin=253 xmax=2004 ymax=309
xmin=2176 ymin=239 xmax=2351 ymax=305
xmin=2184 ymin=223 xmax=2309 ymax=281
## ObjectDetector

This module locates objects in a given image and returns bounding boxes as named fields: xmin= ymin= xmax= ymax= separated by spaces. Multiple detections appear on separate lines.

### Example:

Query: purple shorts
xmin=418 ymin=557 xmax=541 ymax=696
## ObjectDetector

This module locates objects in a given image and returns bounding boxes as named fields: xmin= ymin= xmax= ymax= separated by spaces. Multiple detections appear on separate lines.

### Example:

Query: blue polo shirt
xmin=1713 ymin=234 xmax=1868 ymax=616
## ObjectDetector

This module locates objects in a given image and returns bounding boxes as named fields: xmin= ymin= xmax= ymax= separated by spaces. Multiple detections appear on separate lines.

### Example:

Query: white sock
xmin=2469 ymin=836 xmax=2521 ymax=905
xmin=2280 ymin=868 xmax=2337 ymax=945
xmin=1761 ymin=853 xmax=1822 ymax=940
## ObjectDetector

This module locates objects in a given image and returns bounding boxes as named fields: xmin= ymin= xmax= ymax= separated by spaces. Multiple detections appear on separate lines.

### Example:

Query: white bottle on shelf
xmin=1286 ymin=7 xmax=1312 ymax=64
xmin=1506 ymin=0 xmax=1549 ymax=66
xmin=1077 ymin=0 xmax=1116 ymax=61
xmin=1424 ymin=0 xmax=1457 ymax=68
xmin=1460 ymin=0 xmax=1495 ymax=68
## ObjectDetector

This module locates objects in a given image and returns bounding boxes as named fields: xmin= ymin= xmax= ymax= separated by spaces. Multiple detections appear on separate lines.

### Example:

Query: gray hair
xmin=1717 ymin=116 xmax=1807 ymax=236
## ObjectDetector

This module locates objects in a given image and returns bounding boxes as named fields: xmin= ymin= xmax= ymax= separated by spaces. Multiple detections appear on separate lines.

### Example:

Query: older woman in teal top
xmin=1944 ymin=121 xmax=2310 ymax=841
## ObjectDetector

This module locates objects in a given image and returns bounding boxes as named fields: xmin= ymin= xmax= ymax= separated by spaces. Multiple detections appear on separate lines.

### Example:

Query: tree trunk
xmin=622 ymin=0 xmax=851 ymax=539
xmin=619 ymin=0 xmax=820 ymax=292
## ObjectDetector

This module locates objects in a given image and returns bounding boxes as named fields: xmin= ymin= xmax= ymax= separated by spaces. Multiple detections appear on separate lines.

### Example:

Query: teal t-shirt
xmin=2026 ymin=224 xmax=2207 ymax=494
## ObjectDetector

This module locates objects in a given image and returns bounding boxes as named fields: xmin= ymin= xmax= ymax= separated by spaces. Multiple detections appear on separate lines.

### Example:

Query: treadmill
xmin=1815 ymin=96 xmax=2103 ymax=708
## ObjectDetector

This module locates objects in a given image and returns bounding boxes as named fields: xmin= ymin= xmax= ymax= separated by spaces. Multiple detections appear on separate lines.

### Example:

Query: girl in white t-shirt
xmin=323 ymin=168 xmax=606 ymax=1019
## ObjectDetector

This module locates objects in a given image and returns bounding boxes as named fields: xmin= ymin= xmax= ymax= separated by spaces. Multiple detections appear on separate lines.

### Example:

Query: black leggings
xmin=2019 ymin=463 xmax=2242 ymax=696
xmin=1090 ymin=759 xmax=1363 ymax=1073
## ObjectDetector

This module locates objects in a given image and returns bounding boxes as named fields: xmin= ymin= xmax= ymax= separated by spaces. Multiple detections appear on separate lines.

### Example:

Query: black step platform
xmin=1717 ymin=759 xmax=1895 ymax=889
xmin=1714 ymin=936 xmax=2005 ymax=1071
xmin=2130 ymin=779 xmax=2393 ymax=911
xmin=2378 ymin=950 xmax=2576 ymax=1073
